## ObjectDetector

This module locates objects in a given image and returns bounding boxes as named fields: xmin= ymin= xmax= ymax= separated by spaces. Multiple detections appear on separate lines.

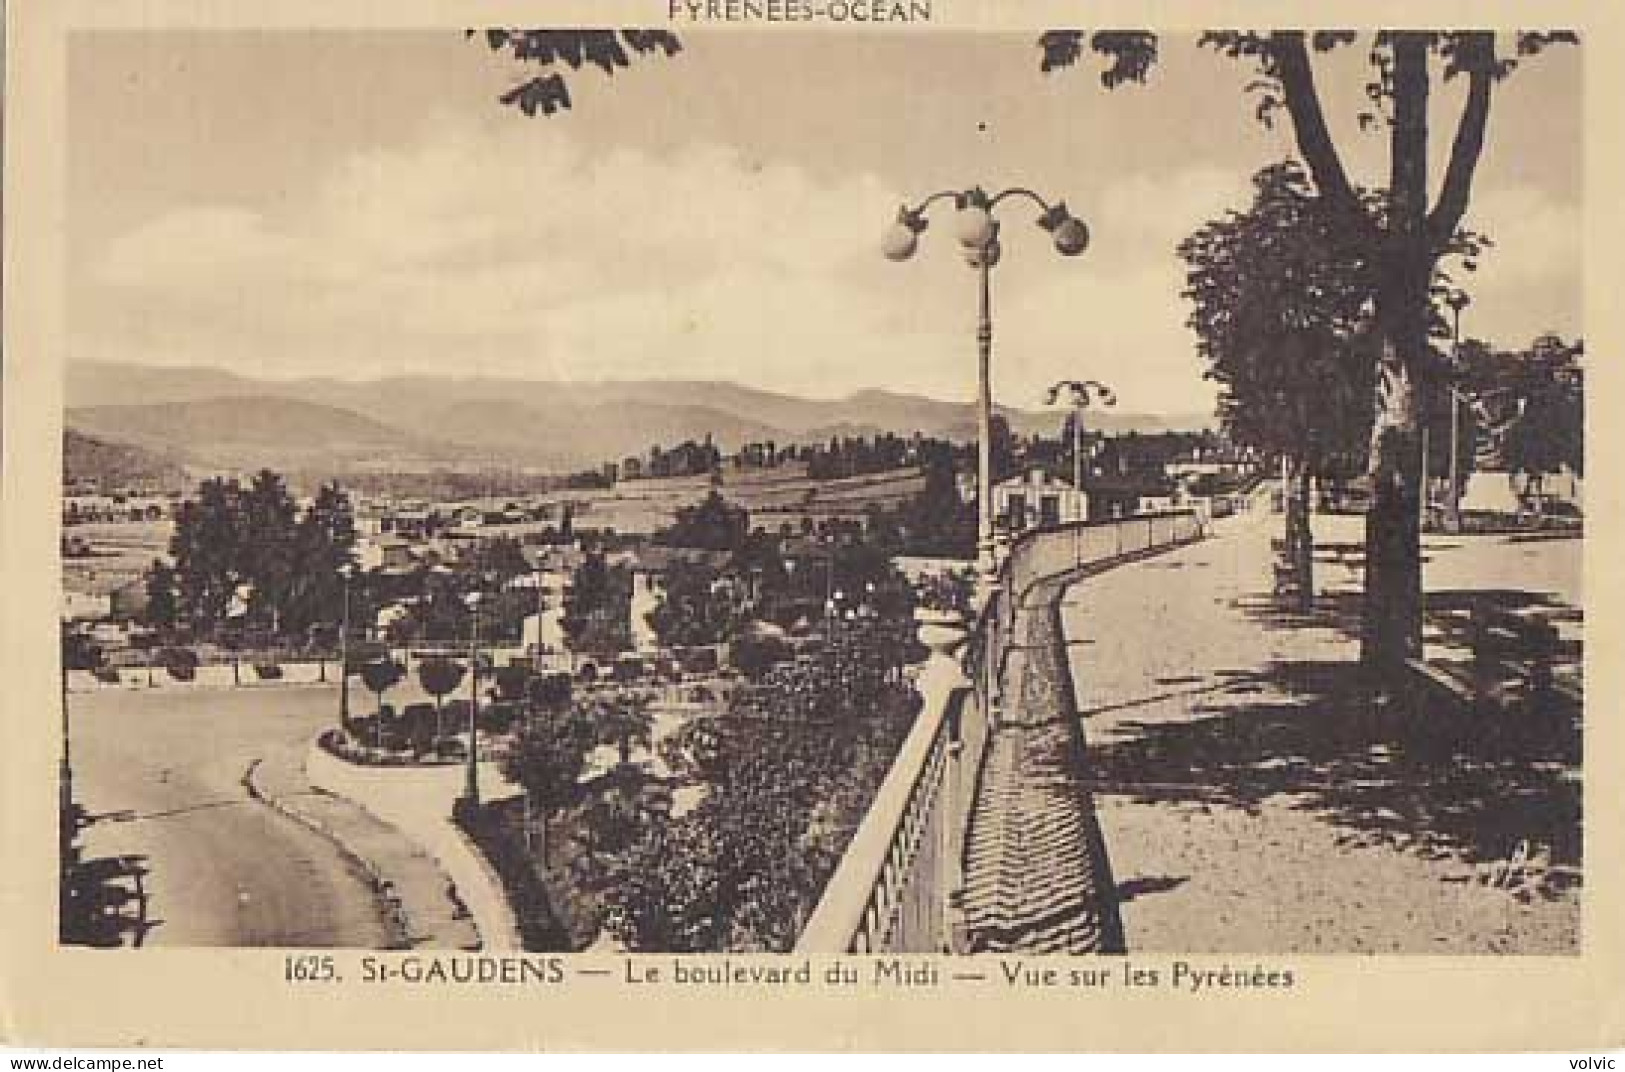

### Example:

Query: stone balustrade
xmin=796 ymin=512 xmax=1202 ymax=954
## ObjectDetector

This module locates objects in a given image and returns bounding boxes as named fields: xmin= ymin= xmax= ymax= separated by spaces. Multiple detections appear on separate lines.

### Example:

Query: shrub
xmin=678 ymin=647 xmax=720 ymax=675
xmin=729 ymin=633 xmax=793 ymax=681
xmin=254 ymin=662 xmax=283 ymax=681
xmin=161 ymin=648 xmax=199 ymax=682
xmin=914 ymin=568 xmax=974 ymax=616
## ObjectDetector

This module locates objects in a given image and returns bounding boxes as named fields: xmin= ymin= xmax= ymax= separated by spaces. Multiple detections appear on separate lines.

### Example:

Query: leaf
xmin=476 ymin=29 xmax=683 ymax=117
xmin=1312 ymin=30 xmax=1358 ymax=52
xmin=1038 ymin=29 xmax=1158 ymax=86
xmin=500 ymin=74 xmax=572 ymax=117
xmin=1038 ymin=30 xmax=1084 ymax=72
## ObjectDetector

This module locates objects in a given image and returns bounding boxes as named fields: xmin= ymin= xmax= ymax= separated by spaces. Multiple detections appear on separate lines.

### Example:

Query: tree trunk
xmin=1362 ymin=321 xmax=1426 ymax=676
xmin=1362 ymin=33 xmax=1433 ymax=682
xmin=538 ymin=810 xmax=549 ymax=870
xmin=1286 ymin=456 xmax=1314 ymax=614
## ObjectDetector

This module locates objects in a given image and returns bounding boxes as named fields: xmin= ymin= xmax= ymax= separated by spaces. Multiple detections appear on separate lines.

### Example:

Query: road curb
xmin=303 ymin=742 xmax=523 ymax=952
xmin=241 ymin=757 xmax=414 ymax=949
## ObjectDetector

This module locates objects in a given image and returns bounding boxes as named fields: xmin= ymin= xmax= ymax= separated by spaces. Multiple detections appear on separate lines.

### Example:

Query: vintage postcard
xmin=3 ymin=0 xmax=1621 ymax=1052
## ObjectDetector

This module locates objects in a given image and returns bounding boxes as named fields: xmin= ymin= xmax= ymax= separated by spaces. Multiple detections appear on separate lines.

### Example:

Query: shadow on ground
xmin=1085 ymin=652 xmax=1581 ymax=871
xmin=61 ymin=851 xmax=159 ymax=947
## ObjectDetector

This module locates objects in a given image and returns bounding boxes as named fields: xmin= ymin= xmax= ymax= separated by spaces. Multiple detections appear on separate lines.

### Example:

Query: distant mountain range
xmin=64 ymin=361 xmax=1215 ymax=478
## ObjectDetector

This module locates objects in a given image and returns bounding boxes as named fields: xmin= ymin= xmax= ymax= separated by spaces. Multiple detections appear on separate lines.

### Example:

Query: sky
xmin=67 ymin=30 xmax=1582 ymax=415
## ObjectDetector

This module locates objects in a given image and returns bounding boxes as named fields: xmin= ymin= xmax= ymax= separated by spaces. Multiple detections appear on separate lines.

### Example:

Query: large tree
xmin=646 ymin=558 xmax=742 ymax=648
xmin=283 ymin=482 xmax=357 ymax=639
xmin=240 ymin=469 xmax=298 ymax=633
xmin=143 ymin=560 xmax=180 ymax=632
xmin=1458 ymin=332 xmax=1584 ymax=508
xmin=588 ymin=688 xmax=658 ymax=769
xmin=503 ymin=701 xmax=597 ymax=867
xmin=1180 ymin=161 xmax=1421 ymax=610
xmin=164 ymin=473 xmax=356 ymax=643
xmin=562 ymin=550 xmax=632 ymax=654
xmin=1043 ymin=29 xmax=1577 ymax=673
xmin=658 ymin=491 xmax=748 ymax=552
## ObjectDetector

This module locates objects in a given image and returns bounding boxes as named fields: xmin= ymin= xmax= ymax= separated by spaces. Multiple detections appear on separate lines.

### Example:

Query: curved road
xmin=70 ymin=685 xmax=392 ymax=948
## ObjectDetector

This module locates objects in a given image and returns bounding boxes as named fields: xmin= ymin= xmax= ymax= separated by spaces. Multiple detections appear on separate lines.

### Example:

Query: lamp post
xmin=1444 ymin=290 xmax=1472 ymax=534
xmin=461 ymin=589 xmax=484 ymax=809
xmin=338 ymin=563 xmax=355 ymax=735
xmin=60 ymin=644 xmax=74 ymax=863
xmin=1419 ymin=420 xmax=1431 ymax=533
xmin=1045 ymin=379 xmax=1115 ymax=499
xmin=884 ymin=186 xmax=1090 ymax=594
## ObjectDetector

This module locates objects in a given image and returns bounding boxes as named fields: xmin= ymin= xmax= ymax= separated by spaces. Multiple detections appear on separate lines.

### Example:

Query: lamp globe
xmin=1052 ymin=215 xmax=1090 ymax=257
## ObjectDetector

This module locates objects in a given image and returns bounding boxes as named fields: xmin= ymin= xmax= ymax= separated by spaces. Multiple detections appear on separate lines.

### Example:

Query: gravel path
xmin=1063 ymin=511 xmax=1580 ymax=955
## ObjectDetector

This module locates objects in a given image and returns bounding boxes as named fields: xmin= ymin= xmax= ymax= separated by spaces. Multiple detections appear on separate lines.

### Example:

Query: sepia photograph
xmin=52 ymin=24 xmax=1584 ymax=965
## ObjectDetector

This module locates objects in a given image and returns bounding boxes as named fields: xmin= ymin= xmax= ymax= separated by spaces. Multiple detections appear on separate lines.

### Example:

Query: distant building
xmin=62 ymin=571 xmax=146 ymax=622
xmin=1164 ymin=444 xmax=1260 ymax=481
xmin=379 ymin=507 xmax=434 ymax=541
xmin=993 ymin=468 xmax=1088 ymax=533
xmin=366 ymin=537 xmax=415 ymax=573
xmin=1081 ymin=474 xmax=1175 ymax=522
xmin=61 ymin=588 xmax=113 ymax=622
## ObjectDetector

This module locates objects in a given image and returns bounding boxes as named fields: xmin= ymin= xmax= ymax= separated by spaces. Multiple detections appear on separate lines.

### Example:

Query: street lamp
xmin=1045 ymin=379 xmax=1116 ymax=497
xmin=883 ymin=186 xmax=1090 ymax=591
xmin=1444 ymin=290 xmax=1472 ymax=534
xmin=459 ymin=576 xmax=495 ymax=811
xmin=338 ymin=563 xmax=356 ymax=736
xmin=60 ymin=642 xmax=74 ymax=864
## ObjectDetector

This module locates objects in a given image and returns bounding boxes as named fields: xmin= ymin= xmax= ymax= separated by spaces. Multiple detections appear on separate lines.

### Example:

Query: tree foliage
xmin=1180 ymin=160 xmax=1376 ymax=478
xmin=359 ymin=658 xmax=405 ymax=710
xmin=606 ymin=681 xmax=915 ymax=952
xmin=143 ymin=560 xmax=179 ymax=631
xmin=417 ymin=656 xmax=467 ymax=701
xmin=162 ymin=472 xmax=356 ymax=642
xmin=1456 ymin=333 xmax=1584 ymax=490
xmin=646 ymin=558 xmax=744 ymax=648
xmin=657 ymin=491 xmax=748 ymax=552
xmin=471 ymin=29 xmax=682 ymax=117
xmin=562 ymin=550 xmax=632 ymax=654
xmin=584 ymin=687 xmax=658 ymax=767
xmin=504 ymin=702 xmax=598 ymax=817
xmin=1043 ymin=27 xmax=1577 ymax=670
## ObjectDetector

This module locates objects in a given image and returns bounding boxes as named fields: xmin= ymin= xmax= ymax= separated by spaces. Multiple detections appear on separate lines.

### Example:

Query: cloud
xmin=1453 ymin=185 xmax=1582 ymax=346
xmin=76 ymin=118 xmax=1574 ymax=417
xmin=98 ymin=207 xmax=299 ymax=289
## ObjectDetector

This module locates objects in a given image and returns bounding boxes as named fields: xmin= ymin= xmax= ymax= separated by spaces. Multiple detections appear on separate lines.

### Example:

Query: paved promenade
xmin=1062 ymin=512 xmax=1581 ymax=954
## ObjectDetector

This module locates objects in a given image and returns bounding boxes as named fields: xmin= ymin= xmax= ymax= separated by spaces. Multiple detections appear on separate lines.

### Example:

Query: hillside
xmin=66 ymin=397 xmax=463 ymax=473
xmin=425 ymin=396 xmax=784 ymax=469
xmin=63 ymin=429 xmax=189 ymax=490
xmin=65 ymin=361 xmax=1215 ymax=474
